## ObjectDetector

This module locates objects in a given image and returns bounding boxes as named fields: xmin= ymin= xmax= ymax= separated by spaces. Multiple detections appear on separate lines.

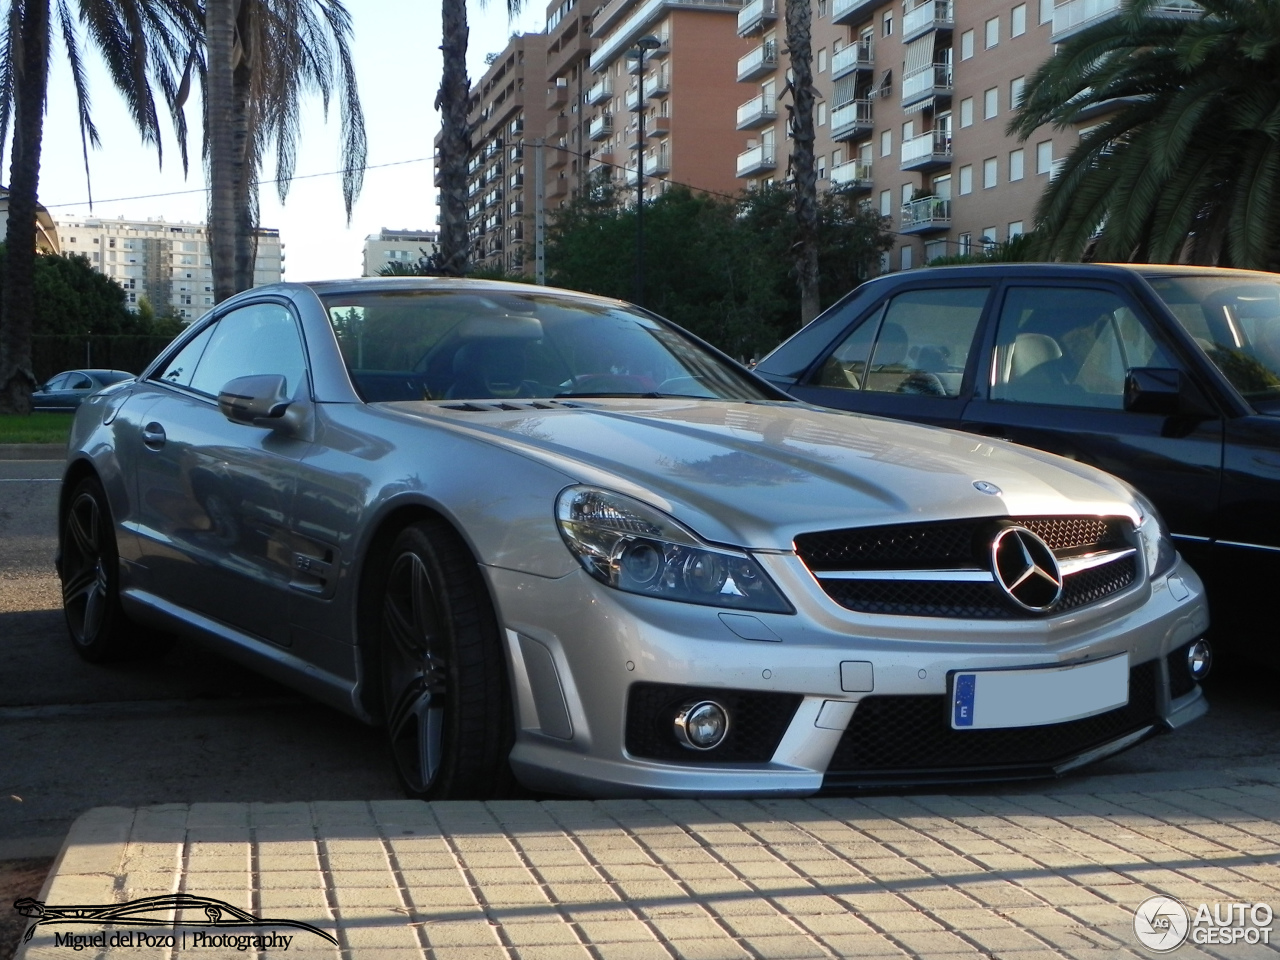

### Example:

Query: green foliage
xmin=546 ymin=177 xmax=893 ymax=359
xmin=1011 ymin=0 xmax=1280 ymax=269
xmin=926 ymin=232 xmax=1039 ymax=266
xmin=0 ymin=412 xmax=73 ymax=443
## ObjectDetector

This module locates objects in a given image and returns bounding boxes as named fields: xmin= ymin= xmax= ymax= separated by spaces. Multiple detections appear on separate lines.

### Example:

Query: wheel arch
xmin=57 ymin=458 xmax=103 ymax=573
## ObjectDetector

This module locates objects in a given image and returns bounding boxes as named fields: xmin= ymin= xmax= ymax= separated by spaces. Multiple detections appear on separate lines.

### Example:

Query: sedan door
xmin=960 ymin=280 xmax=1224 ymax=559
xmin=129 ymin=301 xmax=312 ymax=644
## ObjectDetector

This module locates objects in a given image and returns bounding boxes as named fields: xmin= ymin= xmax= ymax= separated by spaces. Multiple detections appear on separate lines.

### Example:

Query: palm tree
xmin=202 ymin=0 xmax=366 ymax=301
xmin=0 ymin=0 xmax=194 ymax=415
xmin=784 ymin=0 xmax=820 ymax=325
xmin=1010 ymin=0 xmax=1280 ymax=269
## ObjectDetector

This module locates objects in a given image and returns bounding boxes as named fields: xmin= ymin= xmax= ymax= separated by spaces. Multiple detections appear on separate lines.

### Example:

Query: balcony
xmin=902 ymin=0 xmax=953 ymax=41
xmin=1051 ymin=0 xmax=1199 ymax=40
xmin=832 ymin=0 xmax=877 ymax=25
xmin=586 ymin=77 xmax=613 ymax=105
xmin=593 ymin=0 xmax=637 ymax=36
xmin=736 ymin=143 xmax=777 ymax=177
xmin=626 ymin=146 xmax=672 ymax=183
xmin=647 ymin=66 xmax=670 ymax=97
xmin=830 ymin=158 xmax=872 ymax=190
xmin=830 ymin=99 xmax=873 ymax=141
xmin=738 ymin=40 xmax=779 ymax=82
xmin=900 ymin=129 xmax=953 ymax=170
xmin=830 ymin=38 xmax=872 ymax=81
xmin=627 ymin=35 xmax=670 ymax=71
xmin=548 ymin=177 xmax=569 ymax=199
xmin=625 ymin=86 xmax=643 ymax=111
xmin=737 ymin=0 xmax=777 ymax=36
xmin=547 ymin=83 xmax=568 ymax=109
xmin=902 ymin=62 xmax=953 ymax=107
xmin=589 ymin=113 xmax=614 ymax=141
xmin=737 ymin=94 xmax=778 ymax=129
xmin=900 ymin=196 xmax=951 ymax=233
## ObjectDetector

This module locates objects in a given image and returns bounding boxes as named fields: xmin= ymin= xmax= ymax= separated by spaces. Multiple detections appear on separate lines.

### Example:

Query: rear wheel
xmin=61 ymin=477 xmax=164 ymax=662
xmin=378 ymin=520 xmax=513 ymax=799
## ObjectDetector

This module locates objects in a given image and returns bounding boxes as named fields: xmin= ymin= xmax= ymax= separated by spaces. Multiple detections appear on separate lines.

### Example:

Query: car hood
xmin=387 ymin=398 xmax=1139 ymax=549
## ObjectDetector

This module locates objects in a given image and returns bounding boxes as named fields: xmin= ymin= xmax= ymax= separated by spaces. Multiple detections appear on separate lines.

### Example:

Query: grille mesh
xmin=625 ymin=683 xmax=802 ymax=763
xmin=824 ymin=659 xmax=1159 ymax=784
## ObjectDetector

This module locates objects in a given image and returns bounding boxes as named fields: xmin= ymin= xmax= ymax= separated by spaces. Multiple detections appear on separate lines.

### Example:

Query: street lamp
xmin=628 ymin=34 xmax=661 ymax=307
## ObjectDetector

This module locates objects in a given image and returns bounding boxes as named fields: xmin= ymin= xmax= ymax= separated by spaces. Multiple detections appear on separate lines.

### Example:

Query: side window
xmin=811 ymin=288 xmax=988 ymax=397
xmin=65 ymin=373 xmax=94 ymax=390
xmin=991 ymin=287 xmax=1176 ymax=409
xmin=42 ymin=374 xmax=70 ymax=391
xmin=188 ymin=303 xmax=308 ymax=398
xmin=155 ymin=324 xmax=216 ymax=387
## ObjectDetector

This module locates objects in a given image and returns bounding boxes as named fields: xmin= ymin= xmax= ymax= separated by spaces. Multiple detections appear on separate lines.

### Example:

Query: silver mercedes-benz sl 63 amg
xmin=56 ymin=279 xmax=1211 ymax=798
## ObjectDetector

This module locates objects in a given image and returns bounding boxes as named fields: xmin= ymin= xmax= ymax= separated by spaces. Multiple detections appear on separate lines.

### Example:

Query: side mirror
xmin=218 ymin=374 xmax=291 ymax=425
xmin=1124 ymin=367 xmax=1212 ymax=416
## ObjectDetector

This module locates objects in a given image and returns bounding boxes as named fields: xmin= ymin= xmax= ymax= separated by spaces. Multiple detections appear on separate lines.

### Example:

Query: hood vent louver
xmin=439 ymin=399 xmax=587 ymax=413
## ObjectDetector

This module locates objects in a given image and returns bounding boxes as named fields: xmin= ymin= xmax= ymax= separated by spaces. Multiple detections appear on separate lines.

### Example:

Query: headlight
xmin=1132 ymin=490 xmax=1177 ymax=580
xmin=555 ymin=486 xmax=792 ymax=613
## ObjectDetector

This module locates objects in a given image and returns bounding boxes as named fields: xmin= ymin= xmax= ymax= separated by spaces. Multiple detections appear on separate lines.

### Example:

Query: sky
xmin=37 ymin=1 xmax=548 ymax=281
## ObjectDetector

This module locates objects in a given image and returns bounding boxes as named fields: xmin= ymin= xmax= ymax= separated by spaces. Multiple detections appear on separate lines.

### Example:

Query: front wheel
xmin=377 ymin=519 xmax=513 ymax=799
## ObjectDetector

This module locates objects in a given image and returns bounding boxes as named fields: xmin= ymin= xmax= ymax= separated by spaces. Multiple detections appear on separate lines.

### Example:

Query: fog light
xmin=673 ymin=700 xmax=729 ymax=750
xmin=1187 ymin=639 xmax=1212 ymax=681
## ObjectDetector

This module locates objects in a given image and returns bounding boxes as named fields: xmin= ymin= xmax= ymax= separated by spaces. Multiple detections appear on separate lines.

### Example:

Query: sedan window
xmin=65 ymin=373 xmax=94 ymax=390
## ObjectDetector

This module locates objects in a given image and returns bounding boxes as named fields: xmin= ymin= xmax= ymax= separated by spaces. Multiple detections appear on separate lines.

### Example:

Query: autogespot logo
xmin=1134 ymin=896 xmax=1190 ymax=952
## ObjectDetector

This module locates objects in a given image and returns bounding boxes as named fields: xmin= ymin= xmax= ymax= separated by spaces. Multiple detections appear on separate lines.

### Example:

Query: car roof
xmin=298 ymin=276 xmax=629 ymax=307
xmin=864 ymin=262 xmax=1278 ymax=283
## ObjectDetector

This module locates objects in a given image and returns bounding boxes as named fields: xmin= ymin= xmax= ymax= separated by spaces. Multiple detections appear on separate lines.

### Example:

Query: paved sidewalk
xmin=13 ymin=781 xmax=1280 ymax=960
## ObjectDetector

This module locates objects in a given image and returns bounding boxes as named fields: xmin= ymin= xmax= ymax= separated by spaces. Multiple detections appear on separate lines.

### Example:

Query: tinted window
xmin=991 ymin=286 xmax=1175 ymax=409
xmin=42 ymin=374 xmax=70 ymax=391
xmin=808 ymin=287 xmax=988 ymax=398
xmin=187 ymin=304 xmax=307 ymax=398
xmin=65 ymin=373 xmax=94 ymax=390
xmin=155 ymin=324 xmax=215 ymax=387
xmin=320 ymin=290 xmax=771 ymax=402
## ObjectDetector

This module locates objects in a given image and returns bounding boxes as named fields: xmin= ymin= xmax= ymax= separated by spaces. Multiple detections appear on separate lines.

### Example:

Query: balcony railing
xmin=626 ymin=85 xmax=643 ymax=111
xmin=902 ymin=62 xmax=953 ymax=106
xmin=738 ymin=40 xmax=779 ymax=82
xmin=830 ymin=98 xmax=873 ymax=141
xmin=626 ymin=146 xmax=672 ymax=183
xmin=900 ymin=196 xmax=951 ymax=232
xmin=547 ymin=83 xmax=568 ymax=108
xmin=830 ymin=38 xmax=872 ymax=80
xmin=737 ymin=0 xmax=777 ymax=36
xmin=736 ymin=94 xmax=778 ymax=129
xmin=736 ymin=143 xmax=777 ymax=177
xmin=589 ymin=113 xmax=614 ymax=141
xmin=830 ymin=158 xmax=872 ymax=189
xmin=586 ymin=77 xmax=613 ymax=105
xmin=902 ymin=0 xmax=953 ymax=41
xmin=900 ymin=129 xmax=953 ymax=169
xmin=1051 ymin=0 xmax=1199 ymax=40
xmin=832 ymin=0 xmax=878 ymax=25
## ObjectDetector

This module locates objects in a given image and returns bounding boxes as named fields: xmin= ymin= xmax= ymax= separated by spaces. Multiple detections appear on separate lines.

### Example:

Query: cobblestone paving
xmin=15 ymin=789 xmax=1280 ymax=959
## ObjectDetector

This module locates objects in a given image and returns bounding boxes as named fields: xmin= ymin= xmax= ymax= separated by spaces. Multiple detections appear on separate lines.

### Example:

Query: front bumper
xmin=486 ymin=554 xmax=1209 ymax=797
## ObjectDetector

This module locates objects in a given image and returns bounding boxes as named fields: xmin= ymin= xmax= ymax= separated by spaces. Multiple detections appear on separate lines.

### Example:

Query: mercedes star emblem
xmin=973 ymin=480 xmax=1002 ymax=496
xmin=990 ymin=526 xmax=1064 ymax=612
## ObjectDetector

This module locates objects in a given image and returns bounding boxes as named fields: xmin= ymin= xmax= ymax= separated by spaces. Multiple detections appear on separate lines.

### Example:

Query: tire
xmin=377 ymin=519 xmax=514 ymax=799
xmin=61 ymin=476 xmax=168 ymax=662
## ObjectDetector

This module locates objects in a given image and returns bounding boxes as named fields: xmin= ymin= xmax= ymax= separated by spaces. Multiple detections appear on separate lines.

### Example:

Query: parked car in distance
xmin=755 ymin=263 xmax=1280 ymax=661
xmin=58 ymin=278 xmax=1209 ymax=799
xmin=33 ymin=369 xmax=134 ymax=411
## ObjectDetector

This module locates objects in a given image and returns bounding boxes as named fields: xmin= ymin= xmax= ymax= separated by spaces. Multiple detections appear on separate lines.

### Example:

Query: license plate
xmin=951 ymin=654 xmax=1129 ymax=730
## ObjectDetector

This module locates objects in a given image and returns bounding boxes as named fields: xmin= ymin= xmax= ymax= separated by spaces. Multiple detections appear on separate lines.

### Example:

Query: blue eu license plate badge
xmin=953 ymin=674 xmax=976 ymax=727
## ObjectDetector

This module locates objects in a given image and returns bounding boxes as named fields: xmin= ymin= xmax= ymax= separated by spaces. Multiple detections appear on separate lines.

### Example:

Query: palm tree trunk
xmin=436 ymin=0 xmax=471 ymax=277
xmin=231 ymin=26 xmax=256 ymax=294
xmin=785 ymin=0 xmax=820 ymax=326
xmin=0 ymin=0 xmax=52 ymax=414
xmin=207 ymin=0 xmax=239 ymax=302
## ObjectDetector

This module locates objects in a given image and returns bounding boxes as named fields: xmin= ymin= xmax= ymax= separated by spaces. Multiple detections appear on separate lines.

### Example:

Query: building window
xmin=959 ymin=164 xmax=973 ymax=195
xmin=901 ymin=183 xmax=914 ymax=204
xmin=984 ymin=87 xmax=999 ymax=119
xmin=817 ymin=48 xmax=827 ymax=72
xmin=983 ymin=157 xmax=998 ymax=188
xmin=1011 ymin=75 xmax=1026 ymax=108
xmin=1036 ymin=139 xmax=1054 ymax=174
xmin=1008 ymin=221 xmax=1025 ymax=237
xmin=880 ymin=129 xmax=892 ymax=157
xmin=902 ymin=120 xmax=915 ymax=141
xmin=985 ymin=16 xmax=999 ymax=48
xmin=817 ymin=155 xmax=827 ymax=178
xmin=882 ymin=10 xmax=893 ymax=35
xmin=1039 ymin=0 xmax=1053 ymax=22
xmin=982 ymin=226 xmax=998 ymax=245
xmin=961 ymin=29 xmax=974 ymax=59
xmin=832 ymin=148 xmax=843 ymax=166
xmin=958 ymin=232 xmax=972 ymax=256
xmin=818 ymin=102 xmax=828 ymax=126
xmin=879 ymin=189 xmax=892 ymax=216
xmin=960 ymin=97 xmax=974 ymax=127
xmin=1011 ymin=3 xmax=1027 ymax=36
xmin=1009 ymin=148 xmax=1025 ymax=181
xmin=900 ymin=245 xmax=913 ymax=271
xmin=924 ymin=239 xmax=947 ymax=262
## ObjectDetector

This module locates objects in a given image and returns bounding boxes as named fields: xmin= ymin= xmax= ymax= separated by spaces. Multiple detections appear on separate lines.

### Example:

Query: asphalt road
xmin=3 ymin=457 xmax=1279 ymax=853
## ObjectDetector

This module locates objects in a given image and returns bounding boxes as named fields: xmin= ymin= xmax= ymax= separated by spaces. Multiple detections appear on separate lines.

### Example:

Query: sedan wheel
xmin=378 ymin=521 xmax=513 ymax=799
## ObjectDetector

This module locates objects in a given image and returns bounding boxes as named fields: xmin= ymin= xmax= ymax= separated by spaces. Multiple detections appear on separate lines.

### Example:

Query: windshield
xmin=319 ymin=289 xmax=773 ymax=403
xmin=1146 ymin=274 xmax=1280 ymax=401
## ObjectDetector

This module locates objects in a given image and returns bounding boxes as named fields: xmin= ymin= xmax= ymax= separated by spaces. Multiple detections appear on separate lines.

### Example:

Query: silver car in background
xmin=58 ymin=279 xmax=1210 ymax=798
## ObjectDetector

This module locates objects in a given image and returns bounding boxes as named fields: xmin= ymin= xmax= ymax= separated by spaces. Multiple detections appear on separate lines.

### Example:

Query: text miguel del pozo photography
xmin=3 ymin=0 xmax=1280 ymax=957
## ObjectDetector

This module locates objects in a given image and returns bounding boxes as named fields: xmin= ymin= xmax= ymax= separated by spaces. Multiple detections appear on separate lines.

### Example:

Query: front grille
xmin=823 ymin=659 xmax=1160 ymax=786
xmin=625 ymin=683 xmax=802 ymax=763
xmin=795 ymin=516 xmax=1136 ymax=618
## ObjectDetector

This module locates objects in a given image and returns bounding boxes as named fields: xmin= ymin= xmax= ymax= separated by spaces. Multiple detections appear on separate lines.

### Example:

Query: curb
xmin=0 ymin=444 xmax=66 ymax=461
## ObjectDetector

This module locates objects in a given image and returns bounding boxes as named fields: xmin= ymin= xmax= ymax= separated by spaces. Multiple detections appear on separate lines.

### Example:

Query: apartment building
xmin=543 ymin=0 xmax=607 ymax=209
xmin=57 ymin=217 xmax=283 ymax=322
xmin=362 ymin=229 xmax=440 ymax=276
xmin=454 ymin=33 xmax=550 ymax=275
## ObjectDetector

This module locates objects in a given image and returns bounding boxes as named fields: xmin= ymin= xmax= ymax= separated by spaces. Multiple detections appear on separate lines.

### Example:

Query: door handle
xmin=142 ymin=422 xmax=167 ymax=449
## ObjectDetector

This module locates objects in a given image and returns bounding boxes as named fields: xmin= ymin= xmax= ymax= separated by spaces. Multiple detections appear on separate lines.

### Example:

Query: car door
xmin=129 ymin=300 xmax=312 ymax=644
xmin=781 ymin=283 xmax=994 ymax=430
xmin=960 ymin=280 xmax=1224 ymax=557
xmin=34 ymin=373 xmax=70 ymax=410
xmin=62 ymin=372 xmax=97 ymax=407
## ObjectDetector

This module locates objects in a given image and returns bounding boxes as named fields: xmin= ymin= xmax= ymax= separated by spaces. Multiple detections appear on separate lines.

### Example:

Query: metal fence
xmin=32 ymin=334 xmax=177 ymax=382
